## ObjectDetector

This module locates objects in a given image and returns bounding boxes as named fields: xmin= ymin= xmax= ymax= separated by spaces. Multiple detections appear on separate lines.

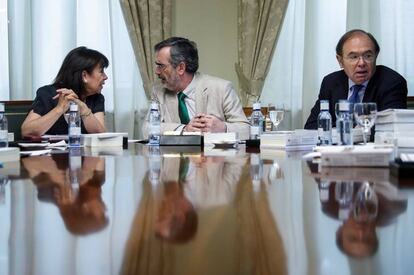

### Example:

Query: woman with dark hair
xmin=21 ymin=46 xmax=109 ymax=137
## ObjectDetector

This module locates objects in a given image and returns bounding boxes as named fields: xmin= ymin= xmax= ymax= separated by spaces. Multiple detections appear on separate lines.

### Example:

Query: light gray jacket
xmin=143 ymin=73 xmax=250 ymax=140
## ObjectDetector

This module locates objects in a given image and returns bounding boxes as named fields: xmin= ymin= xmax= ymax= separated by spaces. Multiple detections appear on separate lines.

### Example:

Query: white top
xmin=0 ymin=103 xmax=4 ymax=112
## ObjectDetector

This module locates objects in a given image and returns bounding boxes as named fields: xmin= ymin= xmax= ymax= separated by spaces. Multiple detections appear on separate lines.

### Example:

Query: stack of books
xmin=260 ymin=130 xmax=318 ymax=151
xmin=375 ymin=109 xmax=414 ymax=148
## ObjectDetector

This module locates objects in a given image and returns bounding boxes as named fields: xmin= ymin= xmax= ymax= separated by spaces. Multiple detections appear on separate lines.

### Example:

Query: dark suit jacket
xmin=304 ymin=65 xmax=407 ymax=129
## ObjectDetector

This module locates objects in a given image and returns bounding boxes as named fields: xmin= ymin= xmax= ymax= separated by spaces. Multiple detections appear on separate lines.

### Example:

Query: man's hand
xmin=184 ymin=114 xmax=226 ymax=133
xmin=201 ymin=114 xmax=226 ymax=133
xmin=183 ymin=114 xmax=205 ymax=132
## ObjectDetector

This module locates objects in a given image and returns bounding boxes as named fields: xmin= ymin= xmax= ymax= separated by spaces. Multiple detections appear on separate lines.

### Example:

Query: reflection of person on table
xmin=336 ymin=213 xmax=378 ymax=258
xmin=122 ymin=154 xmax=286 ymax=275
xmin=22 ymin=155 xmax=108 ymax=235
xmin=21 ymin=46 xmax=109 ymax=137
xmin=183 ymin=155 xmax=246 ymax=209
xmin=320 ymin=181 xmax=407 ymax=258
xmin=155 ymin=179 xmax=198 ymax=243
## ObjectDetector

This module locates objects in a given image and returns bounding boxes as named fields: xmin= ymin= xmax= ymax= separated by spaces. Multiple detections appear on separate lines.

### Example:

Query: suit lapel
xmin=335 ymin=72 xmax=349 ymax=102
xmin=163 ymin=90 xmax=181 ymax=122
xmin=362 ymin=70 xmax=379 ymax=103
xmin=195 ymin=74 xmax=208 ymax=114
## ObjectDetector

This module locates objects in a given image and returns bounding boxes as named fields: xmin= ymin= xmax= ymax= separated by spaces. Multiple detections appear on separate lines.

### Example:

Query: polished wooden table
xmin=0 ymin=144 xmax=413 ymax=275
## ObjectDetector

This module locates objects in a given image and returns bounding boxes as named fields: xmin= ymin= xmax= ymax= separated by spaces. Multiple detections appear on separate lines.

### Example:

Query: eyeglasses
xmin=154 ymin=62 xmax=169 ymax=70
xmin=344 ymin=52 xmax=376 ymax=63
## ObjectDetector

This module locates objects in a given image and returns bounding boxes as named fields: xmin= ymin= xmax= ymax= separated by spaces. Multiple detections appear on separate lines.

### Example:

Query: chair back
xmin=1 ymin=100 xmax=33 ymax=141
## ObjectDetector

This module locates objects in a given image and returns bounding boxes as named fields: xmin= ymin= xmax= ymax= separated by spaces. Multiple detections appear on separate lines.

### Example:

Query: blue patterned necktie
xmin=177 ymin=92 xmax=190 ymax=124
xmin=349 ymin=84 xmax=364 ymax=104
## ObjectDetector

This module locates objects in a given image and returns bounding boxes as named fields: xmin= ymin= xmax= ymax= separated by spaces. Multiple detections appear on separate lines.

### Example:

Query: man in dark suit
xmin=304 ymin=29 xmax=407 ymax=129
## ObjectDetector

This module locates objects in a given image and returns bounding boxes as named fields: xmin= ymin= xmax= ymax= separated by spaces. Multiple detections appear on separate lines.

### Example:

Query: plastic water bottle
xmin=336 ymin=100 xmax=353 ymax=146
xmin=0 ymin=103 xmax=8 ymax=148
xmin=148 ymin=102 xmax=161 ymax=145
xmin=250 ymin=102 xmax=264 ymax=139
xmin=317 ymin=100 xmax=332 ymax=145
xmin=68 ymin=102 xmax=81 ymax=147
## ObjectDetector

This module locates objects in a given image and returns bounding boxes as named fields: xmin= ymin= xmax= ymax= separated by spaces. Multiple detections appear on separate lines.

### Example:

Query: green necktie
xmin=178 ymin=156 xmax=190 ymax=182
xmin=178 ymin=92 xmax=190 ymax=124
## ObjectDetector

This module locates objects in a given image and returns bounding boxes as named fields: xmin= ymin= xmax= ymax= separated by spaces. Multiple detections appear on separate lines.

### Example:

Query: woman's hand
xmin=53 ymin=88 xmax=79 ymax=114
xmin=72 ymin=98 xmax=92 ymax=117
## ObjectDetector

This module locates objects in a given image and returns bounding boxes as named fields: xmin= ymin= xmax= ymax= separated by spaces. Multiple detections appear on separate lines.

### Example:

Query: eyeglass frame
xmin=342 ymin=51 xmax=377 ymax=64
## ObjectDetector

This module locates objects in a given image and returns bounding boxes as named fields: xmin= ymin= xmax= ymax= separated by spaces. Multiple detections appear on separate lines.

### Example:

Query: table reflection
xmin=316 ymin=179 xmax=407 ymax=258
xmin=122 ymin=152 xmax=286 ymax=275
xmin=0 ymin=144 xmax=413 ymax=275
xmin=21 ymin=154 xmax=108 ymax=235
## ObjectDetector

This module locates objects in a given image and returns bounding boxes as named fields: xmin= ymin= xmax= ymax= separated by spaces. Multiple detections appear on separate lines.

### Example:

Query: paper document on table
xmin=19 ymin=140 xmax=67 ymax=149
xmin=375 ymin=131 xmax=414 ymax=148
xmin=400 ymin=153 xmax=414 ymax=162
xmin=317 ymin=145 xmax=395 ymax=167
xmin=42 ymin=134 xmax=68 ymax=141
xmin=260 ymin=130 xmax=318 ymax=149
xmin=20 ymin=149 xmax=51 ymax=157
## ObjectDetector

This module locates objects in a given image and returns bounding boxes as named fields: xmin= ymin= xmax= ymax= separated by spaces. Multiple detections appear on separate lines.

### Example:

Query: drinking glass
xmin=353 ymin=182 xmax=378 ymax=222
xmin=353 ymin=102 xmax=377 ymax=144
xmin=268 ymin=104 xmax=284 ymax=131
xmin=266 ymin=104 xmax=276 ymax=131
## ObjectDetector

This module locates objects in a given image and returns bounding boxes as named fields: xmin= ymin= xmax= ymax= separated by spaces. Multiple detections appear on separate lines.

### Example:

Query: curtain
xmin=119 ymin=0 xmax=172 ymax=99
xmin=236 ymin=0 xmax=289 ymax=106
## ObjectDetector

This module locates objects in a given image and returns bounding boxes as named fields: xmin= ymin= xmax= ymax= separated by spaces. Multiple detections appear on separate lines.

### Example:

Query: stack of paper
xmin=375 ymin=109 xmax=414 ymax=148
xmin=260 ymin=130 xmax=318 ymax=151
xmin=315 ymin=144 xmax=395 ymax=167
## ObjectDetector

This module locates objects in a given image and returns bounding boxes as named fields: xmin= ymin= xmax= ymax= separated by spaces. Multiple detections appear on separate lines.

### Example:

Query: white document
xmin=317 ymin=145 xmax=395 ymax=167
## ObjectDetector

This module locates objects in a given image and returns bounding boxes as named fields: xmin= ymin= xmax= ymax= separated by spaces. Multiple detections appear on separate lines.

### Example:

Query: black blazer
xmin=304 ymin=65 xmax=408 ymax=129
